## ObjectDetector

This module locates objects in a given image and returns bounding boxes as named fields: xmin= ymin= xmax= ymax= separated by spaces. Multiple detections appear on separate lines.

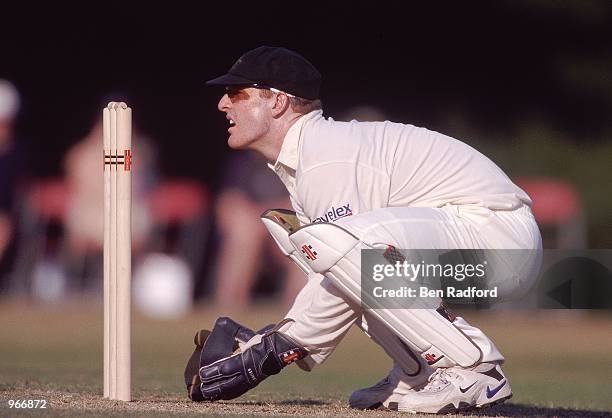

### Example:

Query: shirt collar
xmin=268 ymin=110 xmax=323 ymax=172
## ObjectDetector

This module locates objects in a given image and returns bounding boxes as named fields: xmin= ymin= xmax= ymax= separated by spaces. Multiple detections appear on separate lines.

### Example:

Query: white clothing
xmin=271 ymin=111 xmax=531 ymax=225
xmin=271 ymin=111 xmax=542 ymax=373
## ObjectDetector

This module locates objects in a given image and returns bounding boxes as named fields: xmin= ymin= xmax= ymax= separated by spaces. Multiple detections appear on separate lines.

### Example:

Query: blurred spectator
xmin=515 ymin=178 xmax=586 ymax=249
xmin=0 ymin=79 xmax=26 ymax=291
xmin=212 ymin=151 xmax=305 ymax=311
xmin=135 ymin=178 xmax=209 ymax=318
xmin=62 ymin=110 xmax=158 ymax=292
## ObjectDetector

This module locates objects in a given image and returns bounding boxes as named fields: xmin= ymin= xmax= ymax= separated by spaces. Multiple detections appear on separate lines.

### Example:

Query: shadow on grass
xmin=474 ymin=403 xmax=612 ymax=417
xmin=224 ymin=399 xmax=329 ymax=406
xmin=277 ymin=399 xmax=329 ymax=406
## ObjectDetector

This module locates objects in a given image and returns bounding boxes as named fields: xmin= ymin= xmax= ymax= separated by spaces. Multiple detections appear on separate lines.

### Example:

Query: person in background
xmin=63 ymin=107 xmax=158 ymax=291
xmin=212 ymin=150 xmax=304 ymax=311
xmin=0 ymin=79 xmax=26 ymax=291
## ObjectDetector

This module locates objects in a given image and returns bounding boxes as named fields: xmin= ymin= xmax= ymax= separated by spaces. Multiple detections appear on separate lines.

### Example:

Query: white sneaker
xmin=349 ymin=365 xmax=427 ymax=410
xmin=397 ymin=363 xmax=512 ymax=414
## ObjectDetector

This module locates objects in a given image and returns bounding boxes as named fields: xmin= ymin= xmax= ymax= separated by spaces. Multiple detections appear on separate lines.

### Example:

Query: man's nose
xmin=218 ymin=94 xmax=231 ymax=112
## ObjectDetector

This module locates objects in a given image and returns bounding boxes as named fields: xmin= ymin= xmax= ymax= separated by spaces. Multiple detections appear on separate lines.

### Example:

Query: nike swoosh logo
xmin=486 ymin=380 xmax=507 ymax=398
xmin=459 ymin=382 xmax=477 ymax=393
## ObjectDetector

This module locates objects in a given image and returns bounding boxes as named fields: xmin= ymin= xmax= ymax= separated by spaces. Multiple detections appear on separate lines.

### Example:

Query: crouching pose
xmin=192 ymin=46 xmax=542 ymax=413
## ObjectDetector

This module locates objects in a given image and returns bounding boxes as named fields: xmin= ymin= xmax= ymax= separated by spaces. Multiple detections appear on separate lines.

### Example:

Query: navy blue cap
xmin=206 ymin=46 xmax=321 ymax=100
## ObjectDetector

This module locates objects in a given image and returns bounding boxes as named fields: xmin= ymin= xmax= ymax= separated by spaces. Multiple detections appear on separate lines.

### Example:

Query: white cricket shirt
xmin=270 ymin=110 xmax=531 ymax=225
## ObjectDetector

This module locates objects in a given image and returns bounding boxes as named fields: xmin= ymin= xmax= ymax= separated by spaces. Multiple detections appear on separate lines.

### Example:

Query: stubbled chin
xmin=227 ymin=135 xmax=245 ymax=149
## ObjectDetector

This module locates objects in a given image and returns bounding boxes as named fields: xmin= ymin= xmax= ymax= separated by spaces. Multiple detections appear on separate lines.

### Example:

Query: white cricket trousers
xmin=282 ymin=204 xmax=542 ymax=373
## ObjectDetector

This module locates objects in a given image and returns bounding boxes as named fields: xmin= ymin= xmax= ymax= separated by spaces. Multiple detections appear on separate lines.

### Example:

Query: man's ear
xmin=271 ymin=92 xmax=290 ymax=117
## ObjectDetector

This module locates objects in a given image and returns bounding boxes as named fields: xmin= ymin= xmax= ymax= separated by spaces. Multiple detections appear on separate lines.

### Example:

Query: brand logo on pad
xmin=301 ymin=244 xmax=318 ymax=261
xmin=281 ymin=350 xmax=300 ymax=365
xmin=383 ymin=245 xmax=406 ymax=264
xmin=424 ymin=353 xmax=443 ymax=365
xmin=313 ymin=204 xmax=352 ymax=223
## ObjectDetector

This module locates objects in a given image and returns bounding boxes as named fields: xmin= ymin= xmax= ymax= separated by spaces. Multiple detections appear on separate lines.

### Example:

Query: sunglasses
xmin=225 ymin=84 xmax=295 ymax=99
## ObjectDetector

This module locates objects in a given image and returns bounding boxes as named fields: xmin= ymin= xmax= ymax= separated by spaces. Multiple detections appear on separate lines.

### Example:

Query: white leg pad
xmin=359 ymin=312 xmax=428 ymax=377
xmin=289 ymin=222 xmax=482 ymax=368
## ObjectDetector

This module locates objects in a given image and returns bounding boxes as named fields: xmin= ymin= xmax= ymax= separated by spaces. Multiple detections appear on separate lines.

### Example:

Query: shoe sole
xmin=476 ymin=392 xmax=512 ymax=410
xmin=391 ymin=393 xmax=512 ymax=414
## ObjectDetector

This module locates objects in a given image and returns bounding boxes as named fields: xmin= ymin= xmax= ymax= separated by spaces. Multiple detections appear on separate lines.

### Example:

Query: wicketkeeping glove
xmin=191 ymin=321 xmax=308 ymax=401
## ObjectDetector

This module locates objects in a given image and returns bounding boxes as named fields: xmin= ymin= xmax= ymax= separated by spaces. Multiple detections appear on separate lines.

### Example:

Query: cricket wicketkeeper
xmin=184 ymin=46 xmax=542 ymax=414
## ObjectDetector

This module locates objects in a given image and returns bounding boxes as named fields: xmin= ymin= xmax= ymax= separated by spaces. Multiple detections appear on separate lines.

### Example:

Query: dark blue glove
xmin=196 ymin=326 xmax=307 ymax=401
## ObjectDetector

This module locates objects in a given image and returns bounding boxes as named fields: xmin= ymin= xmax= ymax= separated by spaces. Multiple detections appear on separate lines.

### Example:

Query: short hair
xmin=258 ymin=89 xmax=323 ymax=114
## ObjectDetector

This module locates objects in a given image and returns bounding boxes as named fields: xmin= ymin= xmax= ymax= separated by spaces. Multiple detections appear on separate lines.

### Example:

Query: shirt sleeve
xmin=296 ymin=161 xmax=390 ymax=224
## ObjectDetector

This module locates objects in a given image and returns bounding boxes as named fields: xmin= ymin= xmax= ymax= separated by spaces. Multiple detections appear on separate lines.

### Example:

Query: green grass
xmin=1 ymin=301 xmax=611 ymax=416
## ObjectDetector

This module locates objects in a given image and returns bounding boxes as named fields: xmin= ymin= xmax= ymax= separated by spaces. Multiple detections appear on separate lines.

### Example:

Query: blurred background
xmin=0 ymin=0 xmax=612 ymax=314
xmin=1 ymin=2 xmax=612 ymax=414
xmin=1 ymin=1 xmax=611 ymax=313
